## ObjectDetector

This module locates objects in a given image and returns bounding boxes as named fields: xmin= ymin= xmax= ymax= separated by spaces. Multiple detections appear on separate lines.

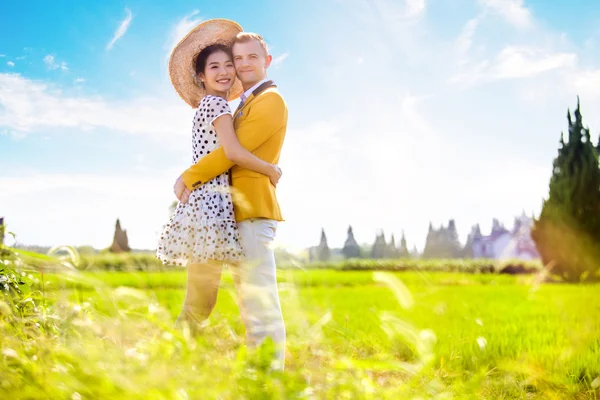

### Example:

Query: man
xmin=174 ymin=32 xmax=288 ymax=370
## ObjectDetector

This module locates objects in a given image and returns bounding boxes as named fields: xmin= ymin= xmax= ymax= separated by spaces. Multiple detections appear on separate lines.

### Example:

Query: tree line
xmin=314 ymin=99 xmax=600 ymax=282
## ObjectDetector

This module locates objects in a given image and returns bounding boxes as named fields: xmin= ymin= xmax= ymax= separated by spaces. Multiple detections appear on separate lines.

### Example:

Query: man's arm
xmin=212 ymin=114 xmax=279 ymax=183
xmin=181 ymin=92 xmax=286 ymax=190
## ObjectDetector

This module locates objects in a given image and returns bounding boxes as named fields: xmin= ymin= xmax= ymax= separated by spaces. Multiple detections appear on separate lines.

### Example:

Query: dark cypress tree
xmin=342 ymin=225 xmax=361 ymax=259
xmin=384 ymin=234 xmax=398 ymax=258
xmin=532 ymin=98 xmax=600 ymax=281
xmin=371 ymin=231 xmax=387 ymax=259
xmin=462 ymin=224 xmax=482 ymax=258
xmin=447 ymin=219 xmax=462 ymax=258
xmin=317 ymin=228 xmax=331 ymax=262
xmin=423 ymin=220 xmax=462 ymax=258
xmin=109 ymin=219 xmax=131 ymax=253
xmin=398 ymin=231 xmax=410 ymax=258
xmin=422 ymin=222 xmax=437 ymax=259
xmin=411 ymin=245 xmax=420 ymax=258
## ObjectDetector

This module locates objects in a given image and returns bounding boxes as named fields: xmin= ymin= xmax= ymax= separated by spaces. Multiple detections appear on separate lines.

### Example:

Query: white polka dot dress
xmin=156 ymin=95 xmax=243 ymax=266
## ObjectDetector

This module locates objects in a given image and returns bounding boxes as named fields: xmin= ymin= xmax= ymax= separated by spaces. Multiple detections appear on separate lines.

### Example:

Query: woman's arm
xmin=212 ymin=114 xmax=281 ymax=185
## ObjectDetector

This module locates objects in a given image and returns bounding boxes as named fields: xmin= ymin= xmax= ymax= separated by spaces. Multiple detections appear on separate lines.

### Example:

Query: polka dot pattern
xmin=156 ymin=95 xmax=242 ymax=266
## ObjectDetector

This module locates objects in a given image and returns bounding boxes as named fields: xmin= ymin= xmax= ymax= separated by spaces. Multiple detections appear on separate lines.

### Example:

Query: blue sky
xmin=2 ymin=0 xmax=600 ymax=252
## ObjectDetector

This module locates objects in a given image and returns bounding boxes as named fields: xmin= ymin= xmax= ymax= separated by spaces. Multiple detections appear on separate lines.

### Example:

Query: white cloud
xmin=0 ymin=73 xmax=192 ymax=140
xmin=0 ymin=171 xmax=180 ymax=250
xmin=106 ymin=8 xmax=133 ymax=51
xmin=272 ymin=53 xmax=290 ymax=68
xmin=372 ymin=0 xmax=426 ymax=22
xmin=0 ymin=128 xmax=26 ymax=141
xmin=167 ymin=10 xmax=203 ymax=58
xmin=559 ymin=69 xmax=600 ymax=131
xmin=73 ymin=77 xmax=85 ymax=84
xmin=7 ymin=61 xmax=15 ymax=67
xmin=478 ymin=0 xmax=532 ymax=29
xmin=493 ymin=46 xmax=577 ymax=79
xmin=134 ymin=154 xmax=147 ymax=172
xmin=455 ymin=16 xmax=482 ymax=66
xmin=43 ymin=55 xmax=54 ymax=66
xmin=452 ymin=46 xmax=577 ymax=85
xmin=404 ymin=0 xmax=426 ymax=19
xmin=572 ymin=69 xmax=600 ymax=98
xmin=450 ymin=5 xmax=577 ymax=88
xmin=44 ymin=54 xmax=68 ymax=71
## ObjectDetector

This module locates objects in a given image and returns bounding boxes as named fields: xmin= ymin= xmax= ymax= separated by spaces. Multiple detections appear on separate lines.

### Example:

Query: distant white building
xmin=470 ymin=213 xmax=539 ymax=260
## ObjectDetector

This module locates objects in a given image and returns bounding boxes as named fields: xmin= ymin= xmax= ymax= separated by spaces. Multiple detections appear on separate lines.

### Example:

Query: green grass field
xmin=3 ymin=266 xmax=598 ymax=399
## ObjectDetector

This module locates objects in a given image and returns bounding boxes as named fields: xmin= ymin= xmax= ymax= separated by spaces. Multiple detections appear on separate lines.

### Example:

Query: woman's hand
xmin=269 ymin=164 xmax=282 ymax=187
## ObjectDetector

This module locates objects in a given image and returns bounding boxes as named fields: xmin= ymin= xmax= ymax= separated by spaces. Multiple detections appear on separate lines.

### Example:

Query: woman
xmin=156 ymin=21 xmax=280 ymax=329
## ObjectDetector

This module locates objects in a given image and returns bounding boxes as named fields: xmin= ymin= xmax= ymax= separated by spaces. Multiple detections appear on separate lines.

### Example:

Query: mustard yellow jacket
xmin=181 ymin=86 xmax=288 ymax=222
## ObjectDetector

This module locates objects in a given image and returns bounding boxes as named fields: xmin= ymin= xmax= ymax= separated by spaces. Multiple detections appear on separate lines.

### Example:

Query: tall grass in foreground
xmin=1 ymin=246 xmax=599 ymax=399
xmin=0 ymin=247 xmax=436 ymax=399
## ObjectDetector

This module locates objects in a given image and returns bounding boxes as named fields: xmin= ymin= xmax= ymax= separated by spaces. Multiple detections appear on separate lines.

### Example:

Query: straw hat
xmin=169 ymin=18 xmax=244 ymax=108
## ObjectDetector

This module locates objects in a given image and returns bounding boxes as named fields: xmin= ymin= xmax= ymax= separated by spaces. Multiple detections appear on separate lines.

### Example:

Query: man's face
xmin=232 ymin=40 xmax=272 ymax=88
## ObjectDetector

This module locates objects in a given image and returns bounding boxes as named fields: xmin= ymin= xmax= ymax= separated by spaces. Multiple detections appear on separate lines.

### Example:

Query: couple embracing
xmin=156 ymin=19 xmax=288 ymax=370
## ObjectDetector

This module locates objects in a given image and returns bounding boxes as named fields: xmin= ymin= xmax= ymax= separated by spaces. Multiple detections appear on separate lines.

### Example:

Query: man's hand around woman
xmin=175 ymin=165 xmax=281 ymax=206
xmin=269 ymin=164 xmax=282 ymax=187
xmin=174 ymin=176 xmax=191 ymax=204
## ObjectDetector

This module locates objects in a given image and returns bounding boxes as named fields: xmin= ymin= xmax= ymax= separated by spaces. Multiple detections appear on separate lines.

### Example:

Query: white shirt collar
xmin=240 ymin=78 xmax=270 ymax=101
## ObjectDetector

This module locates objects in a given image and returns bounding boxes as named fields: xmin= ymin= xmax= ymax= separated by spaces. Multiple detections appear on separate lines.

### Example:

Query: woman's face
xmin=200 ymin=50 xmax=236 ymax=93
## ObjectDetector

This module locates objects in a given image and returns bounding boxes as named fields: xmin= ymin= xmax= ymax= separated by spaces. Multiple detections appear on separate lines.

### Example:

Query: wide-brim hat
xmin=169 ymin=18 xmax=244 ymax=108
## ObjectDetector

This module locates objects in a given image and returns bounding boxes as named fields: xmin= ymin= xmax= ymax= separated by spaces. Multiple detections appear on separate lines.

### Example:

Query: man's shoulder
xmin=255 ymin=88 xmax=287 ymax=108
xmin=258 ymin=87 xmax=283 ymax=98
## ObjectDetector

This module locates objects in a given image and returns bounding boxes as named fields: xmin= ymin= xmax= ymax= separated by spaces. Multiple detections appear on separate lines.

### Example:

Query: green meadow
xmin=1 ymin=253 xmax=599 ymax=399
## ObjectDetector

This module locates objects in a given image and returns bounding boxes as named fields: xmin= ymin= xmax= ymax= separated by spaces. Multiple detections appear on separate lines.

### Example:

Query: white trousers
xmin=234 ymin=218 xmax=286 ymax=370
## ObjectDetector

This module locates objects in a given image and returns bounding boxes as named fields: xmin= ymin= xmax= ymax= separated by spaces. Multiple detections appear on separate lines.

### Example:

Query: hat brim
xmin=169 ymin=18 xmax=244 ymax=108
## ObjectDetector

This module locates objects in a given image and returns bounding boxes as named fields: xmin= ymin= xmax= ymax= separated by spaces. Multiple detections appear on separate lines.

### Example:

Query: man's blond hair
xmin=233 ymin=32 xmax=269 ymax=55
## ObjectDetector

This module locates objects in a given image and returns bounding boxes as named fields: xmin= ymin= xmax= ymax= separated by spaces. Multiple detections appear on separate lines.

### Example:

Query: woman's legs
xmin=176 ymin=261 xmax=224 ymax=334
